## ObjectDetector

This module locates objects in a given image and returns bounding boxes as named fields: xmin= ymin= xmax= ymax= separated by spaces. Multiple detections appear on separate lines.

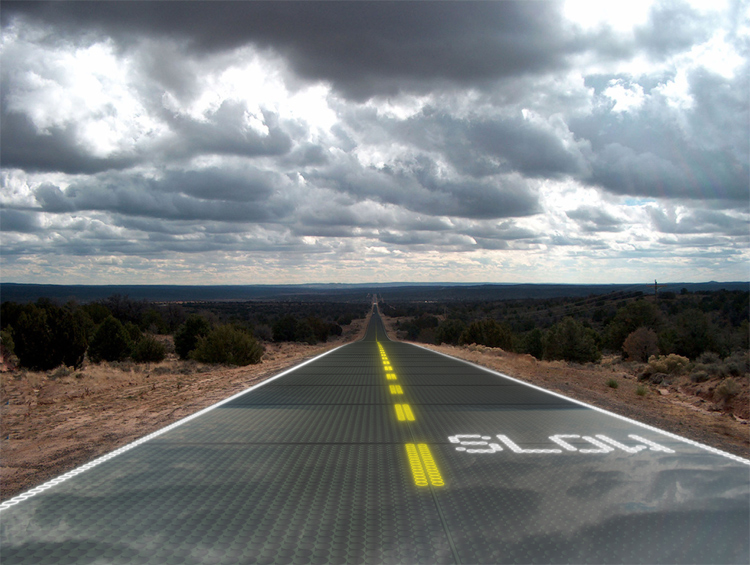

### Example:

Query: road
xmin=1 ymin=307 xmax=748 ymax=564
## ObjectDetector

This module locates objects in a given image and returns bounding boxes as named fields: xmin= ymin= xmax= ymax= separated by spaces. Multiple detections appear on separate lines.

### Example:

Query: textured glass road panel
xmin=150 ymin=405 xmax=413 ymax=444
xmin=395 ymin=373 xmax=508 ymax=386
xmin=405 ymin=385 xmax=573 ymax=405
xmin=433 ymin=445 xmax=749 ymax=564
xmin=225 ymin=385 xmax=393 ymax=405
xmin=274 ymin=374 xmax=383 ymax=386
xmin=1 ymin=444 xmax=454 ymax=565
xmin=2 ymin=309 xmax=748 ymax=565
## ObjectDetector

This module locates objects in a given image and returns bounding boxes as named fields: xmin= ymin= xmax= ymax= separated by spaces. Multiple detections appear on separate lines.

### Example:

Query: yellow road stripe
xmin=395 ymin=404 xmax=405 ymax=421
xmin=386 ymin=373 xmax=397 ymax=380
xmin=402 ymin=404 xmax=415 ymax=421
xmin=417 ymin=444 xmax=444 ymax=486
xmin=406 ymin=444 xmax=428 ymax=486
xmin=389 ymin=385 xmax=403 ymax=395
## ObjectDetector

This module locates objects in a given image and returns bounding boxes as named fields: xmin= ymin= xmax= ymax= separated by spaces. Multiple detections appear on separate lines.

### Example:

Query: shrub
xmin=460 ymin=319 xmax=513 ymax=350
xmin=435 ymin=319 xmax=466 ymax=345
xmin=635 ymin=385 xmax=648 ymax=396
xmin=622 ymin=327 xmax=659 ymax=362
xmin=191 ymin=325 xmax=264 ymax=366
xmin=605 ymin=300 xmax=661 ymax=350
xmin=273 ymin=315 xmax=299 ymax=342
xmin=12 ymin=303 xmax=88 ymax=370
xmin=715 ymin=378 xmax=741 ymax=401
xmin=648 ymin=354 xmax=689 ymax=375
xmin=132 ymin=335 xmax=167 ymax=363
xmin=174 ymin=315 xmax=212 ymax=360
xmin=690 ymin=370 xmax=710 ymax=383
xmin=542 ymin=317 xmax=601 ymax=363
xmin=522 ymin=328 xmax=544 ymax=360
xmin=89 ymin=316 xmax=132 ymax=363
xmin=606 ymin=378 xmax=619 ymax=389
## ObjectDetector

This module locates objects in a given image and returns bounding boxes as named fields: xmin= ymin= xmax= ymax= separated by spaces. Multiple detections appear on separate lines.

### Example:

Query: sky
xmin=0 ymin=0 xmax=748 ymax=285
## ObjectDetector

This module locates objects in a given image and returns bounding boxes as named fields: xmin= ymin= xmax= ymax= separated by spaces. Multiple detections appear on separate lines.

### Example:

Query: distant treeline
xmin=383 ymin=288 xmax=749 ymax=364
xmin=0 ymin=295 xmax=369 ymax=371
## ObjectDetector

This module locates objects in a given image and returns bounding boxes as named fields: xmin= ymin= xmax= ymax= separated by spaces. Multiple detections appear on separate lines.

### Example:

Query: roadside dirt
xmin=0 ymin=315 xmax=369 ymax=502
xmin=382 ymin=316 xmax=749 ymax=460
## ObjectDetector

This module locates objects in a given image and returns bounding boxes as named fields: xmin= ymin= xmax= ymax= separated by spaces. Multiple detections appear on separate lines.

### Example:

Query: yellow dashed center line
xmin=406 ymin=444 xmax=428 ymax=486
xmin=417 ymin=444 xmax=445 ymax=486
xmin=395 ymin=404 xmax=415 ymax=421
xmin=379 ymin=346 xmax=444 ymax=488
xmin=406 ymin=443 xmax=444 ymax=487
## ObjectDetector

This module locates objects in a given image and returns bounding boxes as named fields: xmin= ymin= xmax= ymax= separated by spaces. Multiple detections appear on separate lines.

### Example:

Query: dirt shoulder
xmin=381 ymin=315 xmax=749 ymax=460
xmin=0 ymin=315 xmax=370 ymax=502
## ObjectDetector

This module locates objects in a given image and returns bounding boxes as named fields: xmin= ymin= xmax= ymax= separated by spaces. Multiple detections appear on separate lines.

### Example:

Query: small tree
xmin=460 ymin=319 xmax=513 ymax=350
xmin=12 ymin=303 xmax=87 ymax=370
xmin=622 ymin=327 xmax=659 ymax=362
xmin=132 ymin=335 xmax=167 ymax=363
xmin=435 ymin=319 xmax=466 ymax=345
xmin=89 ymin=316 xmax=132 ymax=363
xmin=191 ymin=325 xmax=263 ymax=366
xmin=523 ymin=328 xmax=544 ymax=360
xmin=174 ymin=315 xmax=212 ymax=360
xmin=543 ymin=317 xmax=600 ymax=363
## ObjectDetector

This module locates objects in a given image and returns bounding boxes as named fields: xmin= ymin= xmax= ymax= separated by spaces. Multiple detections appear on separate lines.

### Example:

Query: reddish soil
xmin=0 ymin=315 xmax=369 ymax=501
xmin=382 ymin=316 xmax=749 ymax=460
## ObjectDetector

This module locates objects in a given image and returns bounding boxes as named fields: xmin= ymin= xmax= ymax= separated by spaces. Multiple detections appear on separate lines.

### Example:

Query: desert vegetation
xmin=1 ymin=295 xmax=369 ymax=372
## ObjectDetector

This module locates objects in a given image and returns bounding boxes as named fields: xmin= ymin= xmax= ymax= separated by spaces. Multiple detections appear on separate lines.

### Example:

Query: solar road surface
xmin=1 ymin=307 xmax=748 ymax=564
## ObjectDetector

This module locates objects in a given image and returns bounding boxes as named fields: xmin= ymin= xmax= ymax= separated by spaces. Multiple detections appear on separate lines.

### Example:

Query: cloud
xmin=2 ymin=2 xmax=581 ymax=100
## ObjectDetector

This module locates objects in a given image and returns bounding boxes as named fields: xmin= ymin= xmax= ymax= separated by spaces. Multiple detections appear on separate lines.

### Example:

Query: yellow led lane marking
xmin=417 ymin=444 xmax=445 ymax=486
xmin=389 ymin=384 xmax=403 ymax=395
xmin=386 ymin=373 xmax=397 ymax=380
xmin=406 ymin=444 xmax=428 ymax=486
xmin=395 ymin=404 xmax=415 ymax=421
xmin=406 ymin=444 xmax=444 ymax=487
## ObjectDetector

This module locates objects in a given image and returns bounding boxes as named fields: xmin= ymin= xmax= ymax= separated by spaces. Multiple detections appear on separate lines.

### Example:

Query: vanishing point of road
xmin=1 ymin=306 xmax=748 ymax=564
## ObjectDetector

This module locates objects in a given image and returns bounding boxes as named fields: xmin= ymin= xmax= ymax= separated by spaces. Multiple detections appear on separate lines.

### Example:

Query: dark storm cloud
xmin=0 ymin=109 xmax=139 ymax=174
xmin=316 ymin=156 xmax=541 ymax=220
xmin=32 ymin=168 xmax=295 ymax=222
xmin=3 ymin=1 xmax=579 ymax=100
xmin=0 ymin=209 xmax=42 ymax=232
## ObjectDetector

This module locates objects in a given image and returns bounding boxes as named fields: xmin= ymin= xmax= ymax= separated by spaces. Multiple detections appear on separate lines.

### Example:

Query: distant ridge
xmin=1 ymin=282 xmax=746 ymax=304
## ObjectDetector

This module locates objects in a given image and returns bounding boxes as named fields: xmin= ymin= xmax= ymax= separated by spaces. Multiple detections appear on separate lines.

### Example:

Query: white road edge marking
xmin=411 ymin=343 xmax=750 ymax=466
xmin=0 ymin=343 xmax=351 ymax=512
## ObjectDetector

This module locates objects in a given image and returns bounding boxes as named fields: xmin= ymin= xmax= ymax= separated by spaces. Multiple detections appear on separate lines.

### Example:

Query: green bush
xmin=635 ymin=385 xmax=648 ymax=396
xmin=435 ymin=319 xmax=466 ymax=345
xmin=132 ymin=335 xmax=167 ymax=363
xmin=89 ymin=316 xmax=132 ymax=363
xmin=191 ymin=325 xmax=264 ymax=366
xmin=605 ymin=300 xmax=661 ymax=350
xmin=174 ymin=315 xmax=212 ymax=360
xmin=522 ymin=328 xmax=544 ymax=360
xmin=460 ymin=319 xmax=513 ymax=350
xmin=543 ymin=317 xmax=601 ymax=363
xmin=606 ymin=378 xmax=619 ymax=389
xmin=12 ymin=303 xmax=88 ymax=370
